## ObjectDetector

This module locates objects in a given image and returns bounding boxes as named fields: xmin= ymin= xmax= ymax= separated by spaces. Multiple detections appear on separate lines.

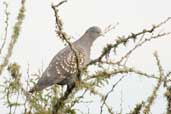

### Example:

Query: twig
xmin=12 ymin=92 xmax=19 ymax=114
xmin=102 ymin=22 xmax=119 ymax=35
xmin=143 ymin=52 xmax=164 ymax=114
xmin=100 ymin=76 xmax=125 ymax=114
xmin=85 ymin=67 xmax=158 ymax=81
xmin=104 ymin=102 xmax=114 ymax=114
xmin=116 ymin=32 xmax=170 ymax=65
xmin=53 ymin=0 xmax=67 ymax=8
xmin=23 ymin=64 xmax=30 ymax=113
xmin=0 ymin=2 xmax=9 ymax=54
xmin=119 ymin=90 xmax=123 ymax=114
xmin=87 ymin=17 xmax=171 ymax=66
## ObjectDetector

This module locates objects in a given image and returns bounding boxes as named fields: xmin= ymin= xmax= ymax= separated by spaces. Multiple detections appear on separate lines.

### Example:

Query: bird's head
xmin=85 ymin=26 xmax=102 ymax=39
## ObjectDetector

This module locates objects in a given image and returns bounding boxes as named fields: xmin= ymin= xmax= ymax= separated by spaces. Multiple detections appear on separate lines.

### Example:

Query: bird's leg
xmin=75 ymin=70 xmax=82 ymax=87
xmin=75 ymin=77 xmax=81 ymax=87
xmin=65 ymin=82 xmax=75 ymax=98
xmin=52 ymin=82 xmax=75 ymax=114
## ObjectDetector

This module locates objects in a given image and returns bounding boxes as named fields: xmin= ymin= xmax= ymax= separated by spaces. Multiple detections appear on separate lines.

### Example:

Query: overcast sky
xmin=1 ymin=0 xmax=171 ymax=113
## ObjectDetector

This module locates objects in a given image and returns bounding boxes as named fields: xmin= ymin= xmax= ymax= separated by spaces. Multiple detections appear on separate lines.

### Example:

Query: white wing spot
xmin=60 ymin=62 xmax=70 ymax=73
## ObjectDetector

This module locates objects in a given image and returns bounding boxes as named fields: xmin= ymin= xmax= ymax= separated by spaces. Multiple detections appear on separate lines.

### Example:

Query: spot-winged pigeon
xmin=29 ymin=26 xmax=102 ymax=93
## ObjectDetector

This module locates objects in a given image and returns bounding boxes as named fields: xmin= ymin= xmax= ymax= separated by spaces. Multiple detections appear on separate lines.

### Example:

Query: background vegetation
xmin=0 ymin=0 xmax=171 ymax=114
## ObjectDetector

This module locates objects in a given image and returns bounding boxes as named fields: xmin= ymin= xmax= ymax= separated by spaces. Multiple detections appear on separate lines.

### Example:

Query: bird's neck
xmin=75 ymin=34 xmax=95 ymax=49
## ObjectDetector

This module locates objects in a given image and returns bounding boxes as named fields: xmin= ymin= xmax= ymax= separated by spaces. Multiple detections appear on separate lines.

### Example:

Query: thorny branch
xmin=114 ymin=32 xmax=170 ymax=65
xmin=143 ymin=52 xmax=164 ymax=114
xmin=87 ymin=17 xmax=171 ymax=66
xmin=51 ymin=1 xmax=82 ymax=113
xmin=97 ymin=31 xmax=170 ymax=68
xmin=85 ymin=66 xmax=158 ymax=81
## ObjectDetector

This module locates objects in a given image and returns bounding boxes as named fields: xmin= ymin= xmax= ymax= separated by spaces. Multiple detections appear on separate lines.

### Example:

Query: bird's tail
xmin=29 ymin=85 xmax=41 ymax=93
xmin=29 ymin=83 xmax=46 ymax=93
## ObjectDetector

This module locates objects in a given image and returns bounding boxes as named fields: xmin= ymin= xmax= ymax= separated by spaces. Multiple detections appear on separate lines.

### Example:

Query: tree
xmin=0 ymin=0 xmax=171 ymax=114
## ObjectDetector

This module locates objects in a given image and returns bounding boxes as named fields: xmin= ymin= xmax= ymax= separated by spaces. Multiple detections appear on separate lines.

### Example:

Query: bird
xmin=29 ymin=26 xmax=102 ymax=93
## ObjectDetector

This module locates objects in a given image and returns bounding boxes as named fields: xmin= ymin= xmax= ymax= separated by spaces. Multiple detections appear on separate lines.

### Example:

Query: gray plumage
xmin=29 ymin=26 xmax=102 ymax=93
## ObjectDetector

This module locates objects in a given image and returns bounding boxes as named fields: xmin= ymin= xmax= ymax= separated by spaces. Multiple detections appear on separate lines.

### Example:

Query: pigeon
xmin=29 ymin=26 xmax=102 ymax=93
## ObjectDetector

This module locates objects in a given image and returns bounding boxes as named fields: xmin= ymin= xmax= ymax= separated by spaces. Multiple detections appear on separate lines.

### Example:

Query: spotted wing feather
xmin=29 ymin=46 xmax=85 ymax=92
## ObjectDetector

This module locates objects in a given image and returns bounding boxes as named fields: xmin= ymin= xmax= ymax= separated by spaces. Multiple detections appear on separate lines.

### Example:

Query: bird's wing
xmin=32 ymin=46 xmax=85 ymax=92
xmin=48 ymin=46 xmax=85 ymax=79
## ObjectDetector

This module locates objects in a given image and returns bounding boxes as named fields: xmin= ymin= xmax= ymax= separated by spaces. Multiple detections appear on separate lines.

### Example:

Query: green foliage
xmin=7 ymin=62 xmax=21 ymax=79
xmin=66 ymin=108 xmax=76 ymax=114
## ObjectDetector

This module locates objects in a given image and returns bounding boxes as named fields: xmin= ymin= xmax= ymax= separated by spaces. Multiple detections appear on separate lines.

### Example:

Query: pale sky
xmin=0 ymin=0 xmax=171 ymax=114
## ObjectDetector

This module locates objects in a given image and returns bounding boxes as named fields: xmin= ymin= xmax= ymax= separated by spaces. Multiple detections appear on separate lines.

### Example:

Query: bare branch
xmin=0 ymin=0 xmax=26 ymax=75
xmin=100 ymin=76 xmax=125 ymax=114
xmin=85 ymin=66 xmax=158 ymax=81
xmin=102 ymin=22 xmax=119 ymax=35
xmin=0 ymin=2 xmax=9 ymax=54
